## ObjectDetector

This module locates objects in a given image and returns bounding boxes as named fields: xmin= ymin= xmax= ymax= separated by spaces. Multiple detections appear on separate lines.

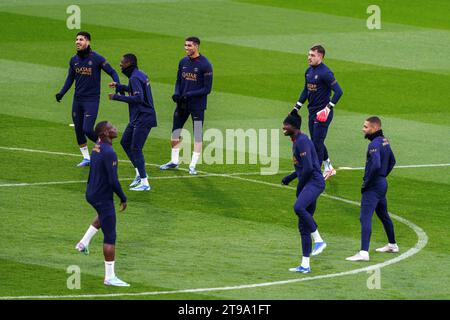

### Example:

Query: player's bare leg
xmin=75 ymin=215 xmax=100 ymax=255
xmin=160 ymin=136 xmax=182 ymax=170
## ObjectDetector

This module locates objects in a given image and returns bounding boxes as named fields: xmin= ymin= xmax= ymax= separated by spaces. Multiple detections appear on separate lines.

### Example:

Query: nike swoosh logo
xmin=85 ymin=114 xmax=91 ymax=117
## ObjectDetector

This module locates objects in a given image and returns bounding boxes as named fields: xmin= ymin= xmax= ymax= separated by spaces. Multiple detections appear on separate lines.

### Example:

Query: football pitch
xmin=0 ymin=0 xmax=449 ymax=300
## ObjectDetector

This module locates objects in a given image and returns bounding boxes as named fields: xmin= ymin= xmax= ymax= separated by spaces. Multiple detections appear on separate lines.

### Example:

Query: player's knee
xmin=294 ymin=202 xmax=307 ymax=216
xmin=103 ymin=231 xmax=116 ymax=245
xmin=83 ymin=128 xmax=96 ymax=140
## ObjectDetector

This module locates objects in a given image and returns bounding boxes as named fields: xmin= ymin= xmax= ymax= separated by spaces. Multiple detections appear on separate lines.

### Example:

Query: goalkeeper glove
xmin=290 ymin=102 xmax=302 ymax=116
xmin=316 ymin=102 xmax=334 ymax=122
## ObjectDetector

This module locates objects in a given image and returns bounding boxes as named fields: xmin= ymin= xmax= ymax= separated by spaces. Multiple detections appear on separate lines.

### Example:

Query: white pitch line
xmin=1 ymin=146 xmax=449 ymax=172
xmin=0 ymin=175 xmax=216 ymax=188
xmin=0 ymin=146 xmax=429 ymax=300
xmin=338 ymin=163 xmax=450 ymax=170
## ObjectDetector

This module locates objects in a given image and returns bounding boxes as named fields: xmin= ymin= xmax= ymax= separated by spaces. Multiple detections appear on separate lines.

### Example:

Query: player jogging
xmin=108 ymin=53 xmax=157 ymax=191
xmin=75 ymin=121 xmax=129 ymax=286
xmin=282 ymin=113 xmax=327 ymax=273
xmin=55 ymin=31 xmax=121 ymax=167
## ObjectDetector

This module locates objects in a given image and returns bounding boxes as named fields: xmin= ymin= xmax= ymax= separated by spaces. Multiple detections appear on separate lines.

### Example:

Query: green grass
xmin=0 ymin=0 xmax=449 ymax=299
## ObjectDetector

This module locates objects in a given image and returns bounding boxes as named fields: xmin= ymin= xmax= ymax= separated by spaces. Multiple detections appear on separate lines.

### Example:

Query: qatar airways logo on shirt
xmin=307 ymin=83 xmax=318 ymax=92
xmin=75 ymin=66 xmax=92 ymax=76
xmin=182 ymin=72 xmax=198 ymax=81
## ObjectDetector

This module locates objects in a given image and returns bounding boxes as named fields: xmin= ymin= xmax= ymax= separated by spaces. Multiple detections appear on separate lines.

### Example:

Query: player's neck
xmin=99 ymin=137 xmax=112 ymax=145
xmin=365 ymin=129 xmax=383 ymax=141
xmin=189 ymin=52 xmax=200 ymax=59
xmin=76 ymin=46 xmax=91 ymax=58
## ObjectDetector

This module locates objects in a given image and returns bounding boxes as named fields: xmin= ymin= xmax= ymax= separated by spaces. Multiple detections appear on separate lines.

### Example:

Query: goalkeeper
xmin=290 ymin=44 xmax=343 ymax=181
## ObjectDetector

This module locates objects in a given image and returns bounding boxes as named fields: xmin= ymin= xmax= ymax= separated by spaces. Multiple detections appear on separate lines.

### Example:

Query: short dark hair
xmin=77 ymin=31 xmax=91 ymax=41
xmin=310 ymin=44 xmax=325 ymax=57
xmin=95 ymin=121 xmax=109 ymax=137
xmin=283 ymin=114 xmax=302 ymax=130
xmin=366 ymin=116 xmax=382 ymax=127
xmin=185 ymin=36 xmax=200 ymax=46
xmin=123 ymin=53 xmax=138 ymax=66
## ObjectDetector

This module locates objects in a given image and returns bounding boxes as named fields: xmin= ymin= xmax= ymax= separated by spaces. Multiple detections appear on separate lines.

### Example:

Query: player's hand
xmin=290 ymin=107 xmax=299 ymax=116
xmin=361 ymin=182 xmax=367 ymax=193
xmin=115 ymin=87 xmax=124 ymax=95
xmin=108 ymin=93 xmax=116 ymax=100
xmin=172 ymin=94 xmax=180 ymax=103
xmin=109 ymin=82 xmax=118 ymax=88
xmin=119 ymin=202 xmax=127 ymax=211
xmin=316 ymin=106 xmax=331 ymax=122
xmin=281 ymin=174 xmax=294 ymax=185
xmin=55 ymin=93 xmax=63 ymax=103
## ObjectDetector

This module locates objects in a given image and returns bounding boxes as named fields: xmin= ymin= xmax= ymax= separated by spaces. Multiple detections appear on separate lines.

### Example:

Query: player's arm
xmin=172 ymin=61 xmax=183 ymax=102
xmin=297 ymin=142 xmax=314 ymax=189
xmin=109 ymin=78 xmax=144 ymax=104
xmin=316 ymin=71 xmax=343 ymax=122
xmin=109 ymin=82 xmax=129 ymax=94
xmin=56 ymin=61 xmax=75 ymax=102
xmin=99 ymin=55 xmax=120 ymax=83
xmin=387 ymin=149 xmax=396 ymax=176
xmin=291 ymin=73 xmax=307 ymax=115
xmin=362 ymin=144 xmax=382 ymax=192
xmin=281 ymin=171 xmax=297 ymax=185
xmin=325 ymin=71 xmax=343 ymax=107
xmin=184 ymin=64 xmax=213 ymax=97
xmin=104 ymin=151 xmax=127 ymax=205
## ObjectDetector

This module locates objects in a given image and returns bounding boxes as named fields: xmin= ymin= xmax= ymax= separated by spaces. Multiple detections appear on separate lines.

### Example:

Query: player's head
xmin=363 ymin=116 xmax=382 ymax=138
xmin=185 ymin=36 xmax=200 ymax=57
xmin=120 ymin=53 xmax=138 ymax=72
xmin=75 ymin=31 xmax=91 ymax=51
xmin=308 ymin=44 xmax=325 ymax=66
xmin=283 ymin=114 xmax=302 ymax=136
xmin=95 ymin=121 xmax=118 ymax=141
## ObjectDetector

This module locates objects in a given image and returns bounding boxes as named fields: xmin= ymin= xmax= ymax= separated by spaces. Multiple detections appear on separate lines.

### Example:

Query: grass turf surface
xmin=0 ymin=0 xmax=449 ymax=299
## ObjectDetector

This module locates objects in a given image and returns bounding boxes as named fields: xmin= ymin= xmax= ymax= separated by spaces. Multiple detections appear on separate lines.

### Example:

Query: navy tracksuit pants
xmin=72 ymin=99 xmax=99 ymax=145
xmin=294 ymin=182 xmax=324 ymax=257
xmin=360 ymin=179 xmax=396 ymax=251
xmin=120 ymin=113 xmax=152 ymax=179
xmin=308 ymin=108 xmax=333 ymax=167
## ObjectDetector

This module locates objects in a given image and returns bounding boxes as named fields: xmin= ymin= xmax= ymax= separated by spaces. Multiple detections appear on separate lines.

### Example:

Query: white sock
xmin=311 ymin=229 xmax=323 ymax=243
xmin=359 ymin=250 xmax=369 ymax=258
xmin=190 ymin=152 xmax=201 ymax=168
xmin=80 ymin=146 xmax=90 ymax=160
xmin=171 ymin=148 xmax=180 ymax=165
xmin=80 ymin=225 xmax=98 ymax=246
xmin=141 ymin=177 xmax=149 ymax=186
xmin=135 ymin=168 xmax=140 ymax=177
xmin=301 ymin=256 xmax=310 ymax=268
xmin=104 ymin=261 xmax=115 ymax=280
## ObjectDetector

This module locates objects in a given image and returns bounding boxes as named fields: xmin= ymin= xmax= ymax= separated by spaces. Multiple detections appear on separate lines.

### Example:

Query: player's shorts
xmin=88 ymin=199 xmax=117 ymax=245
xmin=171 ymin=107 xmax=204 ymax=143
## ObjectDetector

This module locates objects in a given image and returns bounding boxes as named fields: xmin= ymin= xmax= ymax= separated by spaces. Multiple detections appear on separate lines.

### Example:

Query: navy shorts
xmin=171 ymin=107 xmax=204 ymax=142
xmin=88 ymin=199 xmax=117 ymax=245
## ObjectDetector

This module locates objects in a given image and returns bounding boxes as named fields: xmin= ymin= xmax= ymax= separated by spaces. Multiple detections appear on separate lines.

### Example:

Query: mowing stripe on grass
xmin=0 ymin=145 xmax=428 ymax=300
